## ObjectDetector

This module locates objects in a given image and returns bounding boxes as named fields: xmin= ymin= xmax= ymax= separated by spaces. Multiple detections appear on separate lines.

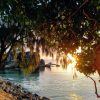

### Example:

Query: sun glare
xmin=66 ymin=53 xmax=77 ymax=74
xmin=76 ymin=46 xmax=82 ymax=54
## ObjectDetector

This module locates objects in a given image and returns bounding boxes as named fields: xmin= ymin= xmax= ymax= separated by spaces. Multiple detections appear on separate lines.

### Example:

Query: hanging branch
xmin=5 ymin=26 xmax=24 ymax=50
xmin=69 ymin=0 xmax=89 ymax=20
xmin=83 ymin=9 xmax=97 ymax=30
xmin=67 ymin=0 xmax=89 ymax=42
xmin=86 ymin=75 xmax=100 ymax=98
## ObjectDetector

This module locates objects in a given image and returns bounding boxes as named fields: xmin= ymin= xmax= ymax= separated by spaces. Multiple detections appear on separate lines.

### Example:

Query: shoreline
xmin=0 ymin=77 xmax=50 ymax=100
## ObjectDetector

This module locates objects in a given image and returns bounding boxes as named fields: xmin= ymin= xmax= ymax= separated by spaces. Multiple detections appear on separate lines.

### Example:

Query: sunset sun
xmin=66 ymin=53 xmax=77 ymax=74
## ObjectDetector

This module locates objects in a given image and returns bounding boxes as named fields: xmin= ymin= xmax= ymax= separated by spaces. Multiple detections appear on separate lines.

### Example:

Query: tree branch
xmin=5 ymin=26 xmax=24 ymax=50
xmin=69 ymin=0 xmax=89 ymax=19
xmin=83 ymin=9 xmax=97 ymax=30
xmin=86 ymin=75 xmax=100 ymax=98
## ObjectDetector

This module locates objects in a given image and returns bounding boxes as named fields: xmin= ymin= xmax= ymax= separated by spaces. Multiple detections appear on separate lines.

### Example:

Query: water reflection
xmin=69 ymin=93 xmax=83 ymax=100
xmin=0 ymin=51 xmax=100 ymax=100
xmin=0 ymin=66 xmax=100 ymax=100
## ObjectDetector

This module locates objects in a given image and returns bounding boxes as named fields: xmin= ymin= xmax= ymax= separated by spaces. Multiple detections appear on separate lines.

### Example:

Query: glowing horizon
xmin=66 ymin=53 xmax=77 ymax=74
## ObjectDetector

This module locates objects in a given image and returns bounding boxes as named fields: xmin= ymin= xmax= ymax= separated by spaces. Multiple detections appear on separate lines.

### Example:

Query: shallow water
xmin=0 ymin=65 xmax=100 ymax=100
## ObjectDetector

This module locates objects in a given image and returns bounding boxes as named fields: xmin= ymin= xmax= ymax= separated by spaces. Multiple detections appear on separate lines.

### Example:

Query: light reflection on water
xmin=69 ymin=93 xmax=83 ymax=100
xmin=0 ymin=66 xmax=100 ymax=100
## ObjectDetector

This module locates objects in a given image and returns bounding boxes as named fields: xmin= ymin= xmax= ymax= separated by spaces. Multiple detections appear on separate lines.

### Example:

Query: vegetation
xmin=0 ymin=0 xmax=100 ymax=75
xmin=0 ymin=0 xmax=100 ymax=99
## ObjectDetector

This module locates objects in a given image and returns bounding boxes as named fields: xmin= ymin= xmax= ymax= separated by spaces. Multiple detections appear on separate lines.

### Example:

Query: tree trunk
xmin=0 ymin=53 xmax=5 ymax=70
xmin=0 ymin=39 xmax=6 ymax=69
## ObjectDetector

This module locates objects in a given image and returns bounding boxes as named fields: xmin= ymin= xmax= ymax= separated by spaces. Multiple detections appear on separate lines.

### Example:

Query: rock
xmin=39 ymin=59 xmax=45 ymax=67
xmin=41 ymin=97 xmax=50 ymax=100
xmin=38 ymin=59 xmax=45 ymax=72
xmin=0 ymin=90 xmax=16 ymax=100
xmin=0 ymin=77 xmax=50 ymax=100
xmin=6 ymin=81 xmax=12 ymax=86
